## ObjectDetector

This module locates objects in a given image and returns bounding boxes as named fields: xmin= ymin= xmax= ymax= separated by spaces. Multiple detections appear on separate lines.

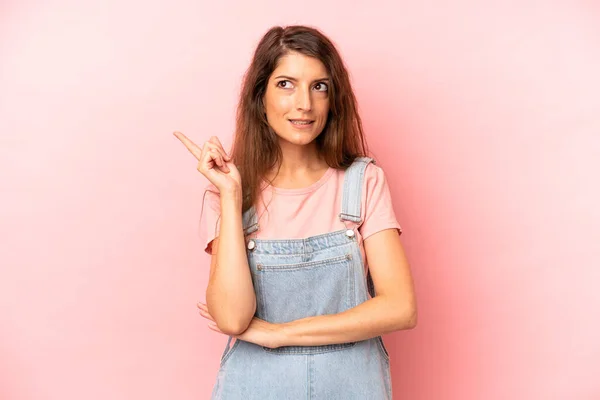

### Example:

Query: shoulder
xmin=342 ymin=159 xmax=392 ymax=200
xmin=358 ymin=160 xmax=402 ymax=239
xmin=343 ymin=158 xmax=387 ymax=182
xmin=363 ymin=161 xmax=391 ymax=191
xmin=364 ymin=161 xmax=385 ymax=178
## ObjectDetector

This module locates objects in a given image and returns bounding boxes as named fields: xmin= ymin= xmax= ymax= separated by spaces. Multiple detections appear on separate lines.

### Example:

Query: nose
xmin=295 ymin=87 xmax=312 ymax=111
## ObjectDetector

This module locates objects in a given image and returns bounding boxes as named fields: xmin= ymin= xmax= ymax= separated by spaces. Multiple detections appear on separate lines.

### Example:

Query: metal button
xmin=247 ymin=239 xmax=256 ymax=250
xmin=345 ymin=229 xmax=355 ymax=238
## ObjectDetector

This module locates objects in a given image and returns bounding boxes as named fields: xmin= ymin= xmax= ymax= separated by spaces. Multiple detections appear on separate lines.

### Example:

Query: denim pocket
xmin=256 ymin=253 xmax=355 ymax=323
xmin=255 ymin=252 xmax=357 ymax=355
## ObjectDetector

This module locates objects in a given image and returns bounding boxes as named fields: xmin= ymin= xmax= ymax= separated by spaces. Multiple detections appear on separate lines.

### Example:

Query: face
xmin=263 ymin=52 xmax=330 ymax=147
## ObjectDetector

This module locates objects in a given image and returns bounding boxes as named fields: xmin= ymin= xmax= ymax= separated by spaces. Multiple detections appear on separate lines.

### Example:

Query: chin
xmin=283 ymin=131 xmax=319 ymax=145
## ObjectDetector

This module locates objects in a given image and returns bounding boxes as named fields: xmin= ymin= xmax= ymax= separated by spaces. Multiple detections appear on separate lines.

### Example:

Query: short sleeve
xmin=199 ymin=184 xmax=221 ymax=255
xmin=358 ymin=163 xmax=403 ymax=240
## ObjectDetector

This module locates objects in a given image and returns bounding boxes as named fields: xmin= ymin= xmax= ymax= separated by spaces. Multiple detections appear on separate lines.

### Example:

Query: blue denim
xmin=210 ymin=157 xmax=392 ymax=399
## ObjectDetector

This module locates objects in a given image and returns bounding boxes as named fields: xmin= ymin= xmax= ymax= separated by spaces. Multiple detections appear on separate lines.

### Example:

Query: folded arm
xmin=278 ymin=228 xmax=417 ymax=346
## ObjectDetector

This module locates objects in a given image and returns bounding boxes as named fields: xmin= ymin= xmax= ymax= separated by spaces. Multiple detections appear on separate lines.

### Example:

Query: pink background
xmin=2 ymin=1 xmax=599 ymax=399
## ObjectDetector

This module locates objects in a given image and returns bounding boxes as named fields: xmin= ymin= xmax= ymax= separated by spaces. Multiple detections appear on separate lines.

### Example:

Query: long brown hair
xmin=230 ymin=25 xmax=370 ymax=214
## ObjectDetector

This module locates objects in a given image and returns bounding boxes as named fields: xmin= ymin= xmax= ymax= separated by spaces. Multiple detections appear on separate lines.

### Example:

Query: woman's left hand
xmin=197 ymin=302 xmax=285 ymax=349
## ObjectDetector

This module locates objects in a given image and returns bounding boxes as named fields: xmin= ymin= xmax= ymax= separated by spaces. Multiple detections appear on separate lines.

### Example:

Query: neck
xmin=273 ymin=141 xmax=327 ymax=177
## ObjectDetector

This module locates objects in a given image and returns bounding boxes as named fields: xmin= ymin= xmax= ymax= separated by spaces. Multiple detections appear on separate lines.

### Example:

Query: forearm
xmin=279 ymin=295 xmax=416 ymax=347
xmin=206 ymin=189 xmax=256 ymax=334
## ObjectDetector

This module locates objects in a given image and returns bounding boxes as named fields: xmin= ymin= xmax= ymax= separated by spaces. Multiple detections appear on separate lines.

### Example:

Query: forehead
xmin=271 ymin=52 xmax=328 ymax=79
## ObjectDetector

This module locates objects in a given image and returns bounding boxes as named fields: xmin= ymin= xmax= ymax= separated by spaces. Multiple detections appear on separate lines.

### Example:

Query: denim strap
xmin=339 ymin=157 xmax=377 ymax=298
xmin=339 ymin=157 xmax=375 ymax=224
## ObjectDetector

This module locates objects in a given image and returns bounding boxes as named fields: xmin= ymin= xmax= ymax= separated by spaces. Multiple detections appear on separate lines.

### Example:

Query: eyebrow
xmin=273 ymin=75 xmax=330 ymax=83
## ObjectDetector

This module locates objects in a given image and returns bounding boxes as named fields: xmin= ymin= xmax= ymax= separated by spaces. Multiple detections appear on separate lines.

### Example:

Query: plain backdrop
xmin=1 ymin=1 xmax=599 ymax=399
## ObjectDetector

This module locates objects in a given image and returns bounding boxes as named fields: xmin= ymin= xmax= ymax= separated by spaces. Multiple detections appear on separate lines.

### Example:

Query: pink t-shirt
xmin=200 ymin=162 xmax=402 ymax=271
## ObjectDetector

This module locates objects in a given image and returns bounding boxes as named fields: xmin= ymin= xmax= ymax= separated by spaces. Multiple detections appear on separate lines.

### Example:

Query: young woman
xmin=175 ymin=25 xmax=417 ymax=399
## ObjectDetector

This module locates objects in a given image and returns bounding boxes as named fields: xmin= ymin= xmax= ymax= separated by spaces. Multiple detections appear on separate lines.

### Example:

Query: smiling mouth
xmin=289 ymin=119 xmax=314 ymax=126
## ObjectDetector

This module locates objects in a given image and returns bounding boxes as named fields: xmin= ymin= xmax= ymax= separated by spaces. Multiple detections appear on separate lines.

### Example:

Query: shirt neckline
xmin=260 ymin=166 xmax=335 ymax=195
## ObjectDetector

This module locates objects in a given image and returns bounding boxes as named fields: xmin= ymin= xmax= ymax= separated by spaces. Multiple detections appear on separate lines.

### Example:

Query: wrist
xmin=220 ymin=187 xmax=242 ymax=209
xmin=275 ymin=322 xmax=292 ymax=348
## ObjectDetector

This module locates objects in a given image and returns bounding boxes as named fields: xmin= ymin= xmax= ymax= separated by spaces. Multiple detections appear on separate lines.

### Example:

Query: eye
xmin=314 ymin=82 xmax=329 ymax=92
xmin=276 ymin=80 xmax=293 ymax=89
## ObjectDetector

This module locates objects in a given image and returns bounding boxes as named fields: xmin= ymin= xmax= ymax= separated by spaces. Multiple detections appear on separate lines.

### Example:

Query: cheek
xmin=317 ymin=99 xmax=330 ymax=119
xmin=267 ymin=96 xmax=293 ymax=116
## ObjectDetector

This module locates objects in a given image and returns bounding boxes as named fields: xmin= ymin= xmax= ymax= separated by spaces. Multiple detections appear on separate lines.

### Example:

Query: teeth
xmin=291 ymin=120 xmax=312 ymax=125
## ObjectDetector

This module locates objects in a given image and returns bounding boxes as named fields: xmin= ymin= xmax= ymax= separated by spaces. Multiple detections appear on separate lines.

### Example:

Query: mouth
xmin=288 ymin=119 xmax=315 ymax=128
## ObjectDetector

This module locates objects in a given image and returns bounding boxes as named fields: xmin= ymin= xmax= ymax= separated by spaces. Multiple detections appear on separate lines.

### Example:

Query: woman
xmin=175 ymin=25 xmax=417 ymax=399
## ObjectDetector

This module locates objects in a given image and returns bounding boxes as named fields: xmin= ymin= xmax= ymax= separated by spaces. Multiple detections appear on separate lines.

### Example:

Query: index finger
xmin=173 ymin=131 xmax=202 ymax=160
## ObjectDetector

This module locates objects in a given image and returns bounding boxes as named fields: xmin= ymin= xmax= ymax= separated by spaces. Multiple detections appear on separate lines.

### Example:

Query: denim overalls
xmin=210 ymin=157 xmax=392 ymax=399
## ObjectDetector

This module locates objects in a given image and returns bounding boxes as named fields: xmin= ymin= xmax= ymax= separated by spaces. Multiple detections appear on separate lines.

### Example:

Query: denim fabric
xmin=211 ymin=157 xmax=392 ymax=399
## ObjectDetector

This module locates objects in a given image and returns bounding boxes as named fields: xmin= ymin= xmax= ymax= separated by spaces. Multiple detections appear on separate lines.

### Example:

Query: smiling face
xmin=263 ymin=51 xmax=330 ymax=147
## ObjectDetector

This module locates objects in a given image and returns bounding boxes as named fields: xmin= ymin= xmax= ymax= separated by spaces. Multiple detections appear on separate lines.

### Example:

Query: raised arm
xmin=174 ymin=131 xmax=256 ymax=335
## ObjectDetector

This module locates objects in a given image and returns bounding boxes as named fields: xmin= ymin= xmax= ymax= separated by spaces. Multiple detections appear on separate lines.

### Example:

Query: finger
xmin=197 ymin=303 xmax=216 ymax=316
xmin=214 ymin=151 xmax=230 ymax=172
xmin=197 ymin=303 xmax=213 ymax=316
xmin=198 ymin=309 xmax=215 ymax=322
xmin=204 ymin=142 xmax=231 ymax=164
xmin=196 ymin=303 xmax=212 ymax=315
xmin=208 ymin=322 xmax=223 ymax=333
xmin=209 ymin=149 xmax=223 ymax=167
xmin=199 ymin=145 xmax=219 ymax=172
xmin=198 ymin=310 xmax=215 ymax=322
xmin=173 ymin=131 xmax=202 ymax=160
xmin=197 ymin=303 xmax=210 ymax=314
xmin=206 ymin=148 xmax=230 ymax=173
xmin=208 ymin=136 xmax=231 ymax=160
